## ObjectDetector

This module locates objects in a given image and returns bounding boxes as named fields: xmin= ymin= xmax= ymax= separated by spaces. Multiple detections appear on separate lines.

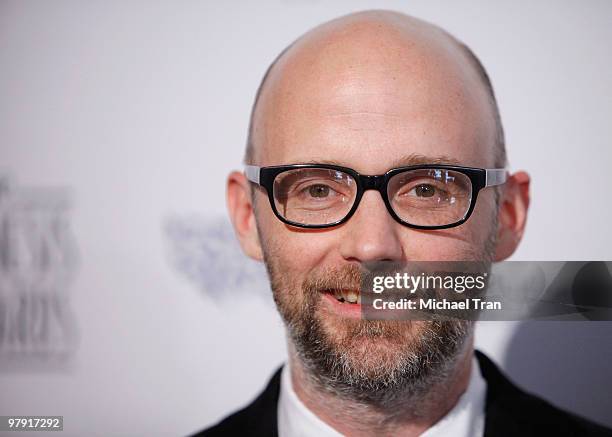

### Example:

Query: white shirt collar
xmin=277 ymin=355 xmax=486 ymax=437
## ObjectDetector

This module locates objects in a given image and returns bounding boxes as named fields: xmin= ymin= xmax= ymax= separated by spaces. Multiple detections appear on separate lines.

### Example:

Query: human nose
xmin=338 ymin=190 xmax=404 ymax=263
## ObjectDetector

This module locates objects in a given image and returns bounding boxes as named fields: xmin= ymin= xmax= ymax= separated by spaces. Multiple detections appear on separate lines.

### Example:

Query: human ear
xmin=226 ymin=171 xmax=264 ymax=261
xmin=494 ymin=171 xmax=530 ymax=261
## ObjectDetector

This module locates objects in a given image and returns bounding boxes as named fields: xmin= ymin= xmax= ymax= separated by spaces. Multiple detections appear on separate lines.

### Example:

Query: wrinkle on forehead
xmin=251 ymin=10 xmax=497 ymax=167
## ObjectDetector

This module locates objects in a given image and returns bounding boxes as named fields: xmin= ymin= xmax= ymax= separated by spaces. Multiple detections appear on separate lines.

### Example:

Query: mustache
xmin=302 ymin=264 xmax=364 ymax=294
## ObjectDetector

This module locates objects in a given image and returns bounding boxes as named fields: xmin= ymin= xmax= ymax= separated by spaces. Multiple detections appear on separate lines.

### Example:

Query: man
xmin=195 ymin=10 xmax=611 ymax=437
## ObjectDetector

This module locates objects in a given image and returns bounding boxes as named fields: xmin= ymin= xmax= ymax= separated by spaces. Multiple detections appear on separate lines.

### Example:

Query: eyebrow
xmin=301 ymin=153 xmax=463 ymax=169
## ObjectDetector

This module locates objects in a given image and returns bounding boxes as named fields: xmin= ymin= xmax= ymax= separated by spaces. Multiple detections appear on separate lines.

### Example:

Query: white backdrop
xmin=1 ymin=1 xmax=611 ymax=436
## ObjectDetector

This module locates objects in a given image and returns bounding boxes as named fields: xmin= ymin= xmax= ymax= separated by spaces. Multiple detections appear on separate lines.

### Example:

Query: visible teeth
xmin=345 ymin=291 xmax=358 ymax=304
xmin=330 ymin=289 xmax=361 ymax=304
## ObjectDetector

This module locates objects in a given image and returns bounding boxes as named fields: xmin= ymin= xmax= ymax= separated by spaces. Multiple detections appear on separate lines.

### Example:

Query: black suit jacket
xmin=194 ymin=351 xmax=612 ymax=436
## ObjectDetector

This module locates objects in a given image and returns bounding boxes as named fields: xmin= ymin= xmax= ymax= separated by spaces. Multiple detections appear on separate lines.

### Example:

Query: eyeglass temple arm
xmin=485 ymin=169 xmax=507 ymax=187
xmin=244 ymin=165 xmax=261 ymax=184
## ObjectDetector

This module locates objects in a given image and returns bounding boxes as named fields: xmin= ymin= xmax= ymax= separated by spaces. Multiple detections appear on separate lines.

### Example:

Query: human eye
xmin=302 ymin=183 xmax=332 ymax=198
xmin=402 ymin=182 xmax=450 ymax=201
xmin=294 ymin=180 xmax=345 ymax=202
xmin=274 ymin=168 xmax=355 ymax=215
xmin=392 ymin=172 xmax=473 ymax=211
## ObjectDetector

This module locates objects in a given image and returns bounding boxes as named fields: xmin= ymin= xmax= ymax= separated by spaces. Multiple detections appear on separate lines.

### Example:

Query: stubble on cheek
xmin=263 ymin=249 xmax=427 ymax=375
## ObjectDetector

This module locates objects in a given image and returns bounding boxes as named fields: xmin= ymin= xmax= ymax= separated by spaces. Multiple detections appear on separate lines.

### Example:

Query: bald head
xmin=229 ymin=13 xmax=525 ymax=416
xmin=245 ymin=10 xmax=506 ymax=169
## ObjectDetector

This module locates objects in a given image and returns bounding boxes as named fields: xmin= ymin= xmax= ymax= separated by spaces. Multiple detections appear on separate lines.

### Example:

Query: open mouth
xmin=325 ymin=289 xmax=361 ymax=304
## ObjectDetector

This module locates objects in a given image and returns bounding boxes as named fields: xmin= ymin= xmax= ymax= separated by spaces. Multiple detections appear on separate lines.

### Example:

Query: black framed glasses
xmin=244 ymin=163 xmax=507 ymax=230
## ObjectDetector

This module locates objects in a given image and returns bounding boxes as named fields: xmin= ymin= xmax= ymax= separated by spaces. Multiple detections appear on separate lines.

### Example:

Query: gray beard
xmin=289 ymin=307 xmax=473 ymax=415
xmin=259 ymin=202 xmax=496 ymax=415
xmin=264 ymin=254 xmax=474 ymax=415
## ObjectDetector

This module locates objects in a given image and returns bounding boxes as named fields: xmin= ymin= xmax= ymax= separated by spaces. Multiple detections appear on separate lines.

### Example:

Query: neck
xmin=286 ymin=337 xmax=475 ymax=437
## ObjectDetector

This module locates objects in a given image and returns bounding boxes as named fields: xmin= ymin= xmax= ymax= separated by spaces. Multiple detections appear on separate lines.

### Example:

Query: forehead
xmin=251 ymin=16 xmax=497 ymax=172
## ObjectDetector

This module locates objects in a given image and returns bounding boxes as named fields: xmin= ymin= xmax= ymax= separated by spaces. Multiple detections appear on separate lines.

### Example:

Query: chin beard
xmin=291 ymin=309 xmax=473 ymax=413
xmin=266 ymin=260 xmax=474 ymax=413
